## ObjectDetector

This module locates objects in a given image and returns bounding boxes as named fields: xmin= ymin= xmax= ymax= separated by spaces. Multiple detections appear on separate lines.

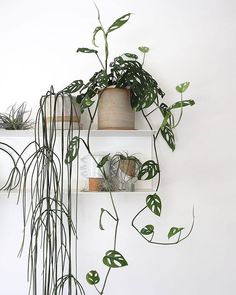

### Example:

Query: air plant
xmin=0 ymin=102 xmax=34 ymax=130
xmin=109 ymin=152 xmax=142 ymax=191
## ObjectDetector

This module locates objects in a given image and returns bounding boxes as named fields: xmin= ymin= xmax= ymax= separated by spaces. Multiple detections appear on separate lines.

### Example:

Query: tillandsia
xmin=0 ymin=102 xmax=34 ymax=130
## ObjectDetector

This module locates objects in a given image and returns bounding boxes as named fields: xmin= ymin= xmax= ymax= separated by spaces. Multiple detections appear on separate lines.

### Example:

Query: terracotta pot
xmin=45 ymin=94 xmax=81 ymax=129
xmin=119 ymin=159 xmax=136 ymax=177
xmin=89 ymin=178 xmax=104 ymax=191
xmin=98 ymin=87 xmax=135 ymax=130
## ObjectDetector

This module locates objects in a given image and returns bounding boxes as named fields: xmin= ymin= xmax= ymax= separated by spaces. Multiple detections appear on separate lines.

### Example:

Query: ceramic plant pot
xmin=98 ymin=87 xmax=135 ymax=130
xmin=45 ymin=94 xmax=81 ymax=130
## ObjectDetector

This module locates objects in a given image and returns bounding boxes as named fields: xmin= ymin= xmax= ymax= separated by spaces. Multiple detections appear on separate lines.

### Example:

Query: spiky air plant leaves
xmin=0 ymin=102 xmax=34 ymax=130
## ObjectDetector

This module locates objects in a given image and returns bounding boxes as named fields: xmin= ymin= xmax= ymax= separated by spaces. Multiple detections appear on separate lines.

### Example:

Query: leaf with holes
xmin=76 ymin=47 xmax=98 ymax=54
xmin=110 ymin=57 xmax=163 ymax=110
xmin=97 ymin=154 xmax=110 ymax=168
xmin=160 ymin=112 xmax=171 ymax=130
xmin=123 ymin=53 xmax=138 ymax=59
xmin=137 ymin=160 xmax=159 ymax=180
xmin=161 ymin=124 xmax=175 ymax=151
xmin=171 ymin=99 xmax=195 ymax=109
xmin=168 ymin=227 xmax=184 ymax=239
xmin=103 ymin=250 xmax=128 ymax=268
xmin=65 ymin=136 xmax=80 ymax=164
xmin=107 ymin=13 xmax=131 ymax=34
xmin=80 ymin=97 xmax=95 ymax=113
xmin=61 ymin=80 xmax=84 ymax=94
xmin=160 ymin=103 xmax=169 ymax=117
xmin=86 ymin=270 xmax=100 ymax=285
xmin=138 ymin=46 xmax=149 ymax=53
xmin=176 ymin=82 xmax=190 ymax=93
xmin=146 ymin=194 xmax=162 ymax=216
xmin=92 ymin=26 xmax=102 ymax=47
xmin=140 ymin=224 xmax=154 ymax=235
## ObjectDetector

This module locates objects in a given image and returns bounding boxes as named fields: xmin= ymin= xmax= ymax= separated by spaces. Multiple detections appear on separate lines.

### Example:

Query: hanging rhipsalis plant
xmin=0 ymin=4 xmax=195 ymax=295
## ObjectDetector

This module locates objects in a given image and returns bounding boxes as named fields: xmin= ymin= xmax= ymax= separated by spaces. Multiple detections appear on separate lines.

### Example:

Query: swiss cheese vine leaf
xmin=79 ymin=97 xmax=95 ymax=113
xmin=161 ymin=124 xmax=175 ymax=151
xmin=107 ymin=13 xmax=131 ymax=34
xmin=60 ymin=80 xmax=83 ymax=94
xmin=137 ymin=160 xmax=159 ymax=180
xmin=170 ymin=99 xmax=195 ymax=109
xmin=146 ymin=194 xmax=162 ymax=216
xmin=140 ymin=224 xmax=154 ymax=235
xmin=86 ymin=270 xmax=100 ymax=285
xmin=168 ymin=227 xmax=184 ymax=239
xmin=103 ymin=250 xmax=128 ymax=268
xmin=138 ymin=46 xmax=149 ymax=53
xmin=176 ymin=82 xmax=190 ymax=93
xmin=76 ymin=47 xmax=98 ymax=54
xmin=65 ymin=136 xmax=80 ymax=164
xmin=92 ymin=26 xmax=102 ymax=47
xmin=97 ymin=154 xmax=110 ymax=168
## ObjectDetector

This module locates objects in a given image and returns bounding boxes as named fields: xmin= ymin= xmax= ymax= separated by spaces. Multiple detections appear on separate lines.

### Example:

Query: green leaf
xmin=140 ymin=224 xmax=154 ymax=235
xmin=60 ymin=80 xmax=83 ymax=94
xmin=76 ymin=47 xmax=98 ymax=54
xmin=138 ymin=46 xmax=149 ymax=53
xmin=146 ymin=194 xmax=162 ymax=216
xmin=92 ymin=26 xmax=102 ymax=47
xmin=97 ymin=153 xmax=110 ymax=168
xmin=168 ymin=227 xmax=184 ymax=239
xmin=160 ymin=112 xmax=171 ymax=130
xmin=110 ymin=56 xmax=163 ymax=110
xmin=170 ymin=99 xmax=195 ymax=109
xmin=159 ymin=103 xmax=169 ymax=117
xmin=107 ymin=13 xmax=131 ymax=34
xmin=161 ymin=124 xmax=175 ymax=151
xmin=176 ymin=82 xmax=190 ymax=93
xmin=137 ymin=160 xmax=159 ymax=180
xmin=86 ymin=270 xmax=100 ymax=285
xmin=103 ymin=250 xmax=128 ymax=268
xmin=80 ymin=97 xmax=95 ymax=113
xmin=65 ymin=136 xmax=80 ymax=164
xmin=123 ymin=53 xmax=138 ymax=59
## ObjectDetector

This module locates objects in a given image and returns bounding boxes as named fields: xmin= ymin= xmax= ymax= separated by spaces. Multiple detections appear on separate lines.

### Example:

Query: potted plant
xmin=0 ymin=5 xmax=196 ymax=295
xmin=0 ymin=102 xmax=34 ymax=130
xmin=108 ymin=152 xmax=142 ymax=191
xmin=61 ymin=6 xmax=164 ymax=130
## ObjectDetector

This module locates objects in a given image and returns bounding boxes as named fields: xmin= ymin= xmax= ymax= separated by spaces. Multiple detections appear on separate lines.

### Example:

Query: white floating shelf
xmin=0 ymin=129 xmax=35 ymax=138
xmin=78 ymin=190 xmax=154 ymax=196
xmin=80 ymin=130 xmax=157 ymax=137
xmin=0 ymin=129 xmax=157 ymax=138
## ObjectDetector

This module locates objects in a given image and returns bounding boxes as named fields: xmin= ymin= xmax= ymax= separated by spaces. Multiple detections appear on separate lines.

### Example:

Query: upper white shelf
xmin=0 ymin=129 xmax=157 ymax=138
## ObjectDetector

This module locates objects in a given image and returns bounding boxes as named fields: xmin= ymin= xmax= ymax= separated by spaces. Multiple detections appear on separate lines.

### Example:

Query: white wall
xmin=0 ymin=0 xmax=236 ymax=294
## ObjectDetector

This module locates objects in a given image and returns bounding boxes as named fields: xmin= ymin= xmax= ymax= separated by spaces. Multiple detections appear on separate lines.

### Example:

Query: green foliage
xmin=168 ymin=227 xmax=184 ymax=239
xmin=146 ymin=194 xmax=162 ymax=216
xmin=161 ymin=124 xmax=175 ymax=151
xmin=77 ymin=47 xmax=98 ymax=54
xmin=65 ymin=136 xmax=80 ymax=164
xmin=140 ymin=224 xmax=154 ymax=235
xmin=107 ymin=13 xmax=131 ymax=34
xmin=97 ymin=153 xmax=110 ymax=168
xmin=137 ymin=160 xmax=159 ymax=180
xmin=86 ymin=270 xmax=100 ymax=285
xmin=60 ymin=80 xmax=83 ymax=94
xmin=170 ymin=99 xmax=195 ymax=109
xmin=0 ymin=102 xmax=34 ymax=130
xmin=103 ymin=250 xmax=128 ymax=268
xmin=138 ymin=46 xmax=149 ymax=53
xmin=176 ymin=82 xmax=190 ymax=93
